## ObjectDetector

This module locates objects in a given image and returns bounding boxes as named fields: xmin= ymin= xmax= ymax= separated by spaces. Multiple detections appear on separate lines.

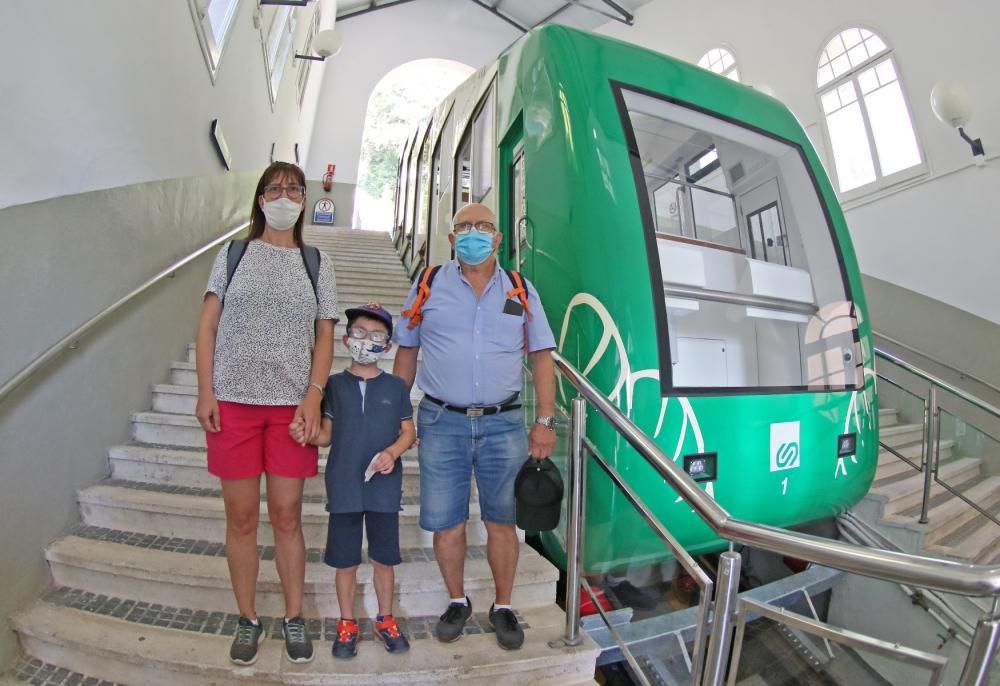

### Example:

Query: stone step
xmin=871 ymin=457 xmax=982 ymax=516
xmin=133 ymin=410 xmax=205 ymax=448
xmin=921 ymin=476 xmax=1000 ymax=546
xmin=108 ymin=444 xmax=434 ymax=500
xmin=873 ymin=441 xmax=955 ymax=481
xmin=77 ymin=482 xmax=482 ymax=547
xmin=12 ymin=601 xmax=599 ymax=686
xmin=928 ymin=513 xmax=1000 ymax=564
xmin=878 ymin=423 xmax=925 ymax=448
xmin=334 ymin=268 xmax=411 ymax=284
xmin=46 ymin=535 xmax=557 ymax=618
xmin=878 ymin=407 xmax=899 ymax=427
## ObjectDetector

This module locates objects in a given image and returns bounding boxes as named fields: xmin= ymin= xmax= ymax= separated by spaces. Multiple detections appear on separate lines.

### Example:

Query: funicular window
xmin=413 ymin=125 xmax=432 ymax=263
xmin=619 ymin=86 xmax=862 ymax=392
xmin=426 ymin=113 xmax=448 ymax=263
xmin=454 ymin=83 xmax=496 ymax=213
xmin=454 ymin=131 xmax=472 ymax=213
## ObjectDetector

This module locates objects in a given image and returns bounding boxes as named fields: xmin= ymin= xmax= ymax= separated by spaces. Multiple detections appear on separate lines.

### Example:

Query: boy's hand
xmin=372 ymin=450 xmax=396 ymax=474
xmin=289 ymin=417 xmax=307 ymax=445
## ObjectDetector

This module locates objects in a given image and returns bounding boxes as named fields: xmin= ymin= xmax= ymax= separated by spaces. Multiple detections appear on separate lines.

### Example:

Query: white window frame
xmin=816 ymin=27 xmax=926 ymax=201
xmin=260 ymin=3 xmax=297 ymax=108
xmin=697 ymin=46 xmax=740 ymax=82
xmin=188 ymin=0 xmax=242 ymax=83
xmin=296 ymin=6 xmax=320 ymax=109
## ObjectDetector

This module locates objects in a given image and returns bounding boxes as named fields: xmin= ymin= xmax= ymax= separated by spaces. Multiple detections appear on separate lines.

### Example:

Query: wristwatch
xmin=535 ymin=416 xmax=556 ymax=430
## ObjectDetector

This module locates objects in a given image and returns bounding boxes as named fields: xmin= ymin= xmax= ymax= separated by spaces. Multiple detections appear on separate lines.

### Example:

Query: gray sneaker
xmin=435 ymin=597 xmax=472 ymax=642
xmin=488 ymin=605 xmax=524 ymax=650
xmin=282 ymin=616 xmax=314 ymax=663
xmin=230 ymin=616 xmax=265 ymax=665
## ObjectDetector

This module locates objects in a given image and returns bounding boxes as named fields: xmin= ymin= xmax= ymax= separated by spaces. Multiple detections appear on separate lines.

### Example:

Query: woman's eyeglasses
xmin=346 ymin=328 xmax=389 ymax=344
xmin=262 ymin=184 xmax=306 ymax=202
xmin=453 ymin=221 xmax=496 ymax=235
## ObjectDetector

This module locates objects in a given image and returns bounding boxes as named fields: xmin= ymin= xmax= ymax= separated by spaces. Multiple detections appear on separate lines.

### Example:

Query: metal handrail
xmin=0 ymin=222 xmax=249 ymax=405
xmin=874 ymin=347 xmax=1000 ymax=420
xmin=550 ymin=350 xmax=1000 ymax=597
xmin=874 ymin=330 xmax=1000 ymax=398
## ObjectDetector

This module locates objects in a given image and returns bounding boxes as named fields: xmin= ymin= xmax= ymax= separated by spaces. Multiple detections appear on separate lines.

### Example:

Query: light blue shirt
xmin=393 ymin=261 xmax=556 ymax=406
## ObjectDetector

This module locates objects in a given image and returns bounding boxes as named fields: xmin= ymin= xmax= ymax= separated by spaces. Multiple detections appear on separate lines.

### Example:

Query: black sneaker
xmin=282 ymin=616 xmax=314 ymax=663
xmin=608 ymin=579 xmax=659 ymax=610
xmin=435 ymin=597 xmax=472 ymax=642
xmin=488 ymin=605 xmax=524 ymax=650
xmin=375 ymin=615 xmax=411 ymax=654
xmin=332 ymin=619 xmax=360 ymax=659
xmin=229 ymin=616 xmax=265 ymax=665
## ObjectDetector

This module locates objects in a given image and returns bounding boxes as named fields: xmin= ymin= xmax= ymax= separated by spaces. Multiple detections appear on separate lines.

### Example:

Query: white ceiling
xmin=335 ymin=0 xmax=651 ymax=32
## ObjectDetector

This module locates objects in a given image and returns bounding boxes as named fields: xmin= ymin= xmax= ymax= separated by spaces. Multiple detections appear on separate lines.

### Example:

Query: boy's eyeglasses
xmin=346 ymin=328 xmax=389 ymax=344
xmin=262 ymin=184 xmax=306 ymax=201
xmin=453 ymin=221 xmax=496 ymax=235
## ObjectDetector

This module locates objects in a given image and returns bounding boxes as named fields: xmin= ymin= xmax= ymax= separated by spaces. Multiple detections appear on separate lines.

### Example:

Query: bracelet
xmin=309 ymin=382 xmax=324 ymax=395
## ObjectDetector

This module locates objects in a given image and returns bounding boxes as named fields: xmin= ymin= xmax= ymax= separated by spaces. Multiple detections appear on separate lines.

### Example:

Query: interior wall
xmin=305 ymin=0 xmax=521 ymax=187
xmin=597 ymin=0 xmax=1000 ymax=328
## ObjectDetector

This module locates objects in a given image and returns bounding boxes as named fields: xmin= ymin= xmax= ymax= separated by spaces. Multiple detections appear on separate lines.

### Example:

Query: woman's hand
xmin=289 ymin=417 xmax=307 ymax=445
xmin=372 ymin=450 xmax=396 ymax=475
xmin=293 ymin=393 xmax=322 ymax=446
xmin=196 ymin=392 xmax=221 ymax=433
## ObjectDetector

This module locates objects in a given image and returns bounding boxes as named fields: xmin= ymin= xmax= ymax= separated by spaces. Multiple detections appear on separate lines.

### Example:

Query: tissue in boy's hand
xmin=364 ymin=453 xmax=380 ymax=482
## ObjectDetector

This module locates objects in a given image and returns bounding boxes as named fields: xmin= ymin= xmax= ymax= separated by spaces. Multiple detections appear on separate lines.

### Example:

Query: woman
xmin=195 ymin=162 xmax=338 ymax=665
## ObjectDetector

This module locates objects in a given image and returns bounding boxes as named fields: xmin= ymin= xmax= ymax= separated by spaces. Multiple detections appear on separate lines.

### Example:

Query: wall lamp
xmin=931 ymin=80 xmax=986 ymax=163
xmin=294 ymin=28 xmax=343 ymax=61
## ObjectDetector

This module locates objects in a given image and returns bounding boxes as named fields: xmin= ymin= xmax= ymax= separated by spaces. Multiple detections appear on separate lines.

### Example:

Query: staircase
xmin=7 ymin=227 xmax=599 ymax=685
xmin=857 ymin=406 xmax=1000 ymax=564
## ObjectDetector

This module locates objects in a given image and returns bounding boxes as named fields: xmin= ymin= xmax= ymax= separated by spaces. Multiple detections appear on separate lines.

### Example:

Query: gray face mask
xmin=261 ymin=198 xmax=302 ymax=230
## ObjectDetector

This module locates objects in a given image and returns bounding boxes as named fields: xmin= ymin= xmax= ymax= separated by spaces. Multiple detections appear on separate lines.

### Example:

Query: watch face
xmin=536 ymin=416 xmax=555 ymax=429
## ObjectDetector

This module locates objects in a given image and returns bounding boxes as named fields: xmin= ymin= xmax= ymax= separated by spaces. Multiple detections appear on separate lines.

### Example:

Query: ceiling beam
xmin=466 ymin=0 xmax=529 ymax=33
xmin=337 ymin=0 xmax=420 ymax=22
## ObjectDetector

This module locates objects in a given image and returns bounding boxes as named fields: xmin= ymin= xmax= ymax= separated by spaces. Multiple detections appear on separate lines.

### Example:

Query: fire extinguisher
xmin=322 ymin=164 xmax=335 ymax=193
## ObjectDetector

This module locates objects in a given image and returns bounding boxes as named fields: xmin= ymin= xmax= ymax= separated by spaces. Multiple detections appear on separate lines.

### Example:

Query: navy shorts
xmin=324 ymin=511 xmax=401 ymax=568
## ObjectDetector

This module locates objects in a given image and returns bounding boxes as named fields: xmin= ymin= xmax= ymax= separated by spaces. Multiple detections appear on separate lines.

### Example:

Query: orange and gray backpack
xmin=401 ymin=265 xmax=531 ymax=329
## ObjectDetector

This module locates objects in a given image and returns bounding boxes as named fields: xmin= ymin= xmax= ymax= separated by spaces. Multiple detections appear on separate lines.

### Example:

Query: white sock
xmin=450 ymin=597 xmax=468 ymax=605
xmin=493 ymin=603 xmax=512 ymax=611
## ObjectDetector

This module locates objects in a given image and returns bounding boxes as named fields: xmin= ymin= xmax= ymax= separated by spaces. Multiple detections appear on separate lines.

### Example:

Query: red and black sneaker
xmin=374 ymin=614 xmax=411 ymax=654
xmin=332 ymin=618 xmax=360 ymax=659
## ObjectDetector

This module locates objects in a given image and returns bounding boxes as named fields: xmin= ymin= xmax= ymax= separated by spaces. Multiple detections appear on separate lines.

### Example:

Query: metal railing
xmin=549 ymin=350 xmax=1000 ymax=685
xmin=874 ymin=330 xmax=1000 ymax=398
xmin=874 ymin=347 xmax=1000 ymax=526
xmin=0 ymin=222 xmax=249 ymax=406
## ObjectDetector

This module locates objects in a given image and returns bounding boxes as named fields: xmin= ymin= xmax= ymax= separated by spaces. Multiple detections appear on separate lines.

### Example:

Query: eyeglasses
xmin=453 ymin=221 xmax=497 ymax=235
xmin=346 ymin=327 xmax=389 ymax=344
xmin=262 ymin=184 xmax=306 ymax=201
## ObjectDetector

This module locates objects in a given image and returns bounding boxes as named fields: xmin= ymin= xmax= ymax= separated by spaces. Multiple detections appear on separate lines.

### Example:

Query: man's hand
xmin=372 ymin=450 xmax=396 ymax=474
xmin=528 ymin=423 xmax=556 ymax=460
xmin=293 ymin=394 xmax=322 ymax=446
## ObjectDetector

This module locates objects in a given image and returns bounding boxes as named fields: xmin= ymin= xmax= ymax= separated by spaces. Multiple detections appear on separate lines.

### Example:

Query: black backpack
xmin=225 ymin=239 xmax=321 ymax=303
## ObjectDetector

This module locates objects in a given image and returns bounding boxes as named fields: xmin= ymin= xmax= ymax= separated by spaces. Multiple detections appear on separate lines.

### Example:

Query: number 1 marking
xmin=781 ymin=477 xmax=789 ymax=496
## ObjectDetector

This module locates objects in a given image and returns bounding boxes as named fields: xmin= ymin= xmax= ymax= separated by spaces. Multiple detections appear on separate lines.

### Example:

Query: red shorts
xmin=206 ymin=401 xmax=318 ymax=480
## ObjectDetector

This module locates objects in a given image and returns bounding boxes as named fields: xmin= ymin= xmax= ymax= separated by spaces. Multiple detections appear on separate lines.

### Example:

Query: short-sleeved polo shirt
xmin=322 ymin=370 xmax=413 ymax=513
xmin=393 ymin=261 xmax=556 ymax=406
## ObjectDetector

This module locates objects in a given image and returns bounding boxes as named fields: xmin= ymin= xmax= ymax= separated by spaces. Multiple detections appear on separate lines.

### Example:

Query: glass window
xmin=188 ymin=0 xmax=241 ymax=82
xmin=455 ymin=130 xmax=472 ymax=214
xmin=404 ymin=124 xmax=422 ymax=242
xmin=296 ymin=7 xmax=320 ymax=108
xmin=412 ymin=126 xmax=432 ymax=262
xmin=817 ymin=28 xmax=922 ymax=194
xmin=697 ymin=47 xmax=740 ymax=82
xmin=620 ymin=87 xmax=862 ymax=392
xmin=262 ymin=5 xmax=296 ymax=106
xmin=472 ymin=87 xmax=495 ymax=202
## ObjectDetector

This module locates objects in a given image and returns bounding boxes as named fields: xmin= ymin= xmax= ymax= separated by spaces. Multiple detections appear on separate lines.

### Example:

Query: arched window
xmin=698 ymin=48 xmax=739 ymax=82
xmin=817 ymin=28 xmax=923 ymax=194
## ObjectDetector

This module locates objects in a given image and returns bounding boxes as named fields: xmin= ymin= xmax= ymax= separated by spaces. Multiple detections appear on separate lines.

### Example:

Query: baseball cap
xmin=514 ymin=458 xmax=564 ymax=531
xmin=344 ymin=302 xmax=394 ymax=337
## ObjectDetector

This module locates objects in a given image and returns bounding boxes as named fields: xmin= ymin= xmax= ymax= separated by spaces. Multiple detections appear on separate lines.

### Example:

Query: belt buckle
xmin=467 ymin=407 xmax=485 ymax=417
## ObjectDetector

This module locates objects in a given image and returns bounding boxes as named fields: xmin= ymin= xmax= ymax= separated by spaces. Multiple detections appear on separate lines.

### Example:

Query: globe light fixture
xmin=931 ymin=80 xmax=985 ymax=161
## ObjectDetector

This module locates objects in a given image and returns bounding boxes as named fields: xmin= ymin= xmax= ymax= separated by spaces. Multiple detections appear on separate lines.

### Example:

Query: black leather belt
xmin=424 ymin=392 xmax=521 ymax=417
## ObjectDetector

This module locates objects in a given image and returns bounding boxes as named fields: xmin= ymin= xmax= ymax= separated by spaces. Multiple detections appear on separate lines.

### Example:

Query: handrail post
xmin=957 ymin=611 xmax=1000 ymax=686
xmin=551 ymin=396 xmax=586 ymax=647
xmin=702 ymin=551 xmax=741 ymax=685
xmin=919 ymin=386 xmax=939 ymax=524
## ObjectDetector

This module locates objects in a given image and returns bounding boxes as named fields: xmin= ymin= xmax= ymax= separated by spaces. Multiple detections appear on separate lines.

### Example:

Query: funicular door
xmin=739 ymin=178 xmax=790 ymax=266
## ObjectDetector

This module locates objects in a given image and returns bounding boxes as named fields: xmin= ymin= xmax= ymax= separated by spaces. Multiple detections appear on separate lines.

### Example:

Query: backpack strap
xmin=401 ymin=264 xmax=442 ymax=329
xmin=503 ymin=268 xmax=532 ymax=320
xmin=299 ymin=244 xmax=321 ymax=303
xmin=225 ymin=239 xmax=250 ymax=298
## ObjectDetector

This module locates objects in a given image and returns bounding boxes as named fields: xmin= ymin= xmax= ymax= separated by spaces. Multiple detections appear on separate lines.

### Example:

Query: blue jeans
xmin=416 ymin=398 xmax=528 ymax=531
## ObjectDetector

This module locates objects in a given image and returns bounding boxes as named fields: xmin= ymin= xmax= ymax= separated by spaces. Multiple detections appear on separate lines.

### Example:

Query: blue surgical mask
xmin=454 ymin=231 xmax=495 ymax=265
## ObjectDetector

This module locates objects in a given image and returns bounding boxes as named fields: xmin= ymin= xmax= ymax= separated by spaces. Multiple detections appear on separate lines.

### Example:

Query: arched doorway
xmin=354 ymin=58 xmax=474 ymax=229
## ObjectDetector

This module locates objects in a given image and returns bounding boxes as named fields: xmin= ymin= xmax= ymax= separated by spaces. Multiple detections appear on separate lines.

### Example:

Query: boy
xmin=290 ymin=302 xmax=416 ymax=659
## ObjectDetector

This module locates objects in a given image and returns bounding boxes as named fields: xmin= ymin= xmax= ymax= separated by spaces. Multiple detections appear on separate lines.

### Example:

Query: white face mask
xmin=261 ymin=198 xmax=302 ymax=231
xmin=348 ymin=338 xmax=387 ymax=365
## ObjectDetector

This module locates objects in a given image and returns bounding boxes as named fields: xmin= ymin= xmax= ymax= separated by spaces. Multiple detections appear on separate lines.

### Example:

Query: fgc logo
xmin=770 ymin=421 xmax=801 ymax=472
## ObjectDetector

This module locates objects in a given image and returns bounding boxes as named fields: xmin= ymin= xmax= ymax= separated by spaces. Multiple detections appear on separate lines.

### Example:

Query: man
xmin=392 ymin=202 xmax=557 ymax=651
